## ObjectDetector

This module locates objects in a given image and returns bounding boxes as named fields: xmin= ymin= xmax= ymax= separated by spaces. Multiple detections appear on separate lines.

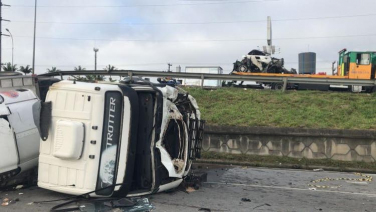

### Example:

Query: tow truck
xmin=232 ymin=49 xmax=376 ymax=92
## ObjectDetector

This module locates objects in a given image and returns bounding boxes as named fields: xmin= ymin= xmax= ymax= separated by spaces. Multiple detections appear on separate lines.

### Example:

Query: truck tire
xmin=271 ymin=83 xmax=283 ymax=90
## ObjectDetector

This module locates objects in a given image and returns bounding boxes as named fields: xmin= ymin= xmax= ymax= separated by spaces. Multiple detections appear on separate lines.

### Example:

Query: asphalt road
xmin=1 ymin=164 xmax=376 ymax=212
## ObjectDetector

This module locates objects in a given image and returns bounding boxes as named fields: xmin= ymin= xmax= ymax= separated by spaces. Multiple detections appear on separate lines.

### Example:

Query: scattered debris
xmin=253 ymin=203 xmax=271 ymax=210
xmin=15 ymin=185 xmax=24 ymax=189
xmin=1 ymin=197 xmax=19 ymax=206
xmin=198 ymin=208 xmax=211 ymax=212
xmin=186 ymin=187 xmax=197 ymax=193
xmin=50 ymin=197 xmax=154 ymax=212
xmin=313 ymin=169 xmax=324 ymax=172
xmin=104 ymin=198 xmax=136 ymax=208
xmin=182 ymin=172 xmax=207 ymax=191
xmin=241 ymin=198 xmax=251 ymax=202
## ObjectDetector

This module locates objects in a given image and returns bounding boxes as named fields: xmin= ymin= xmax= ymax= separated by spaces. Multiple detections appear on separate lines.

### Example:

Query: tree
xmin=2 ymin=63 xmax=17 ymax=72
xmin=104 ymin=64 xmax=117 ymax=81
xmin=104 ymin=64 xmax=117 ymax=72
xmin=47 ymin=67 xmax=61 ymax=73
xmin=19 ymin=65 xmax=33 ymax=75
xmin=74 ymin=66 xmax=86 ymax=71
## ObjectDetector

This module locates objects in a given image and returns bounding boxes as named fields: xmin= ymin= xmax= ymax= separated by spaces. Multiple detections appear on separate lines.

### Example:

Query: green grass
xmin=201 ymin=152 xmax=376 ymax=171
xmin=184 ymin=87 xmax=376 ymax=130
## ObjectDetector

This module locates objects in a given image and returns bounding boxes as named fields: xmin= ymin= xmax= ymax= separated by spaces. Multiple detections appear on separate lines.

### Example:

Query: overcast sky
xmin=2 ymin=0 xmax=376 ymax=75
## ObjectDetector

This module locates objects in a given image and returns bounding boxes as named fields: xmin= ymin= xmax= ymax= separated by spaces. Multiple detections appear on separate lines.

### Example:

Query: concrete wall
xmin=203 ymin=126 xmax=376 ymax=162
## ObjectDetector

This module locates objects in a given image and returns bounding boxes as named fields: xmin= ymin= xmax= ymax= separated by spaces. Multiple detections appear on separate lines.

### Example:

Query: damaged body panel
xmin=0 ymin=90 xmax=40 ymax=185
xmin=38 ymin=81 xmax=204 ymax=197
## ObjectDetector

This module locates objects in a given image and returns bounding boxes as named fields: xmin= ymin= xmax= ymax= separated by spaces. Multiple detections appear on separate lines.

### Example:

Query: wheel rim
xmin=239 ymin=65 xmax=248 ymax=72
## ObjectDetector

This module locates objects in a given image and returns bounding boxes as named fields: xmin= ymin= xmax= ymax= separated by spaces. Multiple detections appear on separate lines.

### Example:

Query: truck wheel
xmin=238 ymin=65 xmax=248 ymax=72
xmin=271 ymin=83 xmax=283 ymax=90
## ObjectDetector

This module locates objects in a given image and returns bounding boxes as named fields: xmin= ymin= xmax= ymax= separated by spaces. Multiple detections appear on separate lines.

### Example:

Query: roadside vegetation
xmin=185 ymin=87 xmax=376 ymax=130
xmin=201 ymin=152 xmax=376 ymax=171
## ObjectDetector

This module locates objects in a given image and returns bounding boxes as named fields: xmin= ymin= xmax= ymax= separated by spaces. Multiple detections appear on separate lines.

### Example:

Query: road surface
xmin=1 ymin=164 xmax=376 ymax=211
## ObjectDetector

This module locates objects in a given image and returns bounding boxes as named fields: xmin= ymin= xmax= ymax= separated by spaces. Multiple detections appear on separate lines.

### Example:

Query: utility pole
xmin=6 ymin=28 xmax=13 ymax=68
xmin=167 ymin=63 xmax=172 ymax=72
xmin=32 ymin=0 xmax=37 ymax=74
xmin=93 ymin=48 xmax=99 ymax=80
xmin=0 ymin=1 xmax=10 ymax=70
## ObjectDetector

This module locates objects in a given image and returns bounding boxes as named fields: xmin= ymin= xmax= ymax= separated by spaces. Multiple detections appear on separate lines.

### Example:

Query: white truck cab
xmin=0 ymin=89 xmax=40 ymax=185
xmin=38 ymin=81 xmax=204 ymax=197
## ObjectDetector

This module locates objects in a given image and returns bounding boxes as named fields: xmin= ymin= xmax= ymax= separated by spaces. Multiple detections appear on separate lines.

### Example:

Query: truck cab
xmin=38 ymin=81 xmax=204 ymax=197
xmin=0 ymin=89 xmax=40 ymax=185
xmin=338 ymin=49 xmax=376 ymax=80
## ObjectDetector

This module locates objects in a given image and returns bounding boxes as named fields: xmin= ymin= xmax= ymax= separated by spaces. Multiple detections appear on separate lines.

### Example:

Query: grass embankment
xmin=185 ymin=87 xmax=376 ymax=130
xmin=200 ymin=152 xmax=376 ymax=172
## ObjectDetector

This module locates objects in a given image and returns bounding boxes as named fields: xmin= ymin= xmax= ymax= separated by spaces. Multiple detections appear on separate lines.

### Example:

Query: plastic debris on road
xmin=1 ymin=197 xmax=19 ymax=206
xmin=78 ymin=198 xmax=155 ymax=212
xmin=241 ymin=198 xmax=251 ymax=202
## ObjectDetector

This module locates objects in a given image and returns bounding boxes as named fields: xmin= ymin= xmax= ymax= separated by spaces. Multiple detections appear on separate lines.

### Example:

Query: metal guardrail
xmin=39 ymin=70 xmax=376 ymax=91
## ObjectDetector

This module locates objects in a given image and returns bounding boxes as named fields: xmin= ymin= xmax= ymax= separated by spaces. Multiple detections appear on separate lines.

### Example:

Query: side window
xmin=357 ymin=53 xmax=370 ymax=65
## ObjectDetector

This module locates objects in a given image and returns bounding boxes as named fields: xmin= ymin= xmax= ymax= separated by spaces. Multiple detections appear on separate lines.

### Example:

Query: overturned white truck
xmin=38 ymin=80 xmax=204 ymax=197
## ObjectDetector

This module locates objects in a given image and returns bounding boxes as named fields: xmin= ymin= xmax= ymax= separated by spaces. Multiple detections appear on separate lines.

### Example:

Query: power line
xmin=15 ymin=61 xmax=340 ymax=68
xmin=11 ymin=0 xmax=278 ymax=8
xmin=9 ymin=13 xmax=376 ymax=26
xmin=9 ymin=33 xmax=376 ymax=43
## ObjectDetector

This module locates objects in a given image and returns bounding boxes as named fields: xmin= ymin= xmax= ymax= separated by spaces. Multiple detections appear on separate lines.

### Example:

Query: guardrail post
xmin=282 ymin=78 xmax=287 ymax=92
xmin=201 ymin=74 xmax=204 ymax=88
xmin=128 ymin=71 xmax=133 ymax=81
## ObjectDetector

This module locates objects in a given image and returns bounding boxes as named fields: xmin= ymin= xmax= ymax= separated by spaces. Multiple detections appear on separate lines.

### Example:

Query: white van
xmin=38 ymin=81 xmax=204 ymax=197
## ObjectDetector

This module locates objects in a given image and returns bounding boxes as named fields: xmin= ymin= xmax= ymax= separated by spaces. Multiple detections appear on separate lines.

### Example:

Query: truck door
xmin=343 ymin=55 xmax=350 ymax=76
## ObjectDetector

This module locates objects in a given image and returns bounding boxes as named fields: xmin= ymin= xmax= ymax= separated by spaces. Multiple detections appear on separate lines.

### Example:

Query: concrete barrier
xmin=203 ymin=126 xmax=376 ymax=162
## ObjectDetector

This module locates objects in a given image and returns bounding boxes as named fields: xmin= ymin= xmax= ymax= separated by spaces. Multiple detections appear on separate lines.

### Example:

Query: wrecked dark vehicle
xmin=38 ymin=80 xmax=205 ymax=197
xmin=0 ymin=89 xmax=40 ymax=186
xmin=231 ymin=49 xmax=297 ymax=74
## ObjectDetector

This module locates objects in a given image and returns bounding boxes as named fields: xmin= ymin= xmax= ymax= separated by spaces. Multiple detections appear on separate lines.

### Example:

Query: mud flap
xmin=33 ymin=101 xmax=52 ymax=141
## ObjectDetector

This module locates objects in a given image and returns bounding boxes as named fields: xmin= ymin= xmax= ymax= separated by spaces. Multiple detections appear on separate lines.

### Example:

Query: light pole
xmin=6 ymin=28 xmax=13 ymax=68
xmin=93 ymin=48 xmax=98 ymax=80
xmin=32 ymin=0 xmax=37 ymax=74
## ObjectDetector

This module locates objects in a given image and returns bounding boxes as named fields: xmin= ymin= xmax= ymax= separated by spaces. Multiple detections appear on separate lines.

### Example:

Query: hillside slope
xmin=185 ymin=87 xmax=376 ymax=130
